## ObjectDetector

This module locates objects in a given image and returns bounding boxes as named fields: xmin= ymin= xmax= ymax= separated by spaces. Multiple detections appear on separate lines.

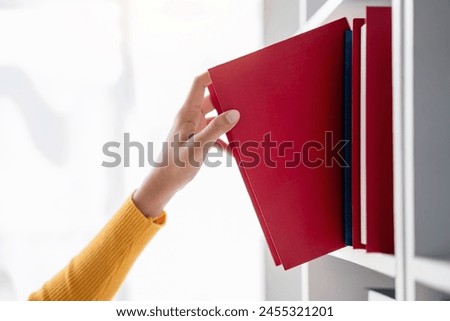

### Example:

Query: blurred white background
xmin=0 ymin=0 xmax=265 ymax=300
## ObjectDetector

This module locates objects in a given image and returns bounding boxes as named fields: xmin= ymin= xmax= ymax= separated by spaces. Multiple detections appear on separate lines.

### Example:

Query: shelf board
xmin=329 ymin=247 xmax=396 ymax=277
xmin=413 ymin=256 xmax=450 ymax=294
xmin=298 ymin=0 xmax=391 ymax=33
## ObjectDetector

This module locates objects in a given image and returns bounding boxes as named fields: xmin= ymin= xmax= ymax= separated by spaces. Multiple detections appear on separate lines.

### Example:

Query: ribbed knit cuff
xmin=124 ymin=193 xmax=166 ymax=229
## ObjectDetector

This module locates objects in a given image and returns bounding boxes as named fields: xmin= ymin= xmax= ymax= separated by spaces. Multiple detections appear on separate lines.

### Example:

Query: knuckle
xmin=183 ymin=119 xmax=196 ymax=131
xmin=193 ymin=72 xmax=208 ymax=87
xmin=193 ymin=75 xmax=203 ymax=86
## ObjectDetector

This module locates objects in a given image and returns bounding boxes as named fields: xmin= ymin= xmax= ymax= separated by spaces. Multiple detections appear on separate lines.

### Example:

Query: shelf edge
xmin=329 ymin=247 xmax=396 ymax=277
xmin=413 ymin=256 xmax=450 ymax=295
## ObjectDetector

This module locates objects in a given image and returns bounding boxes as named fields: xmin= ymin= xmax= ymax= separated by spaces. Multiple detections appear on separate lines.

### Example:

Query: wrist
xmin=133 ymin=170 xmax=176 ymax=218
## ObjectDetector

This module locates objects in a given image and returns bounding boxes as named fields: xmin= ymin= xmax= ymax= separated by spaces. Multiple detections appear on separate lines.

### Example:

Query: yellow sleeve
xmin=28 ymin=194 xmax=166 ymax=301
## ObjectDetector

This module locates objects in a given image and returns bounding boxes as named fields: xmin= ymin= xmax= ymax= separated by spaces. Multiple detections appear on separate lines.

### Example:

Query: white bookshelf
xmin=412 ymin=257 xmax=450 ymax=295
xmin=329 ymin=247 xmax=396 ymax=278
xmin=299 ymin=0 xmax=391 ymax=33
xmin=264 ymin=0 xmax=450 ymax=301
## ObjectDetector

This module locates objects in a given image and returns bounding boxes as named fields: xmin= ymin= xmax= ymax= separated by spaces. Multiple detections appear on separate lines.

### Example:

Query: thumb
xmin=196 ymin=109 xmax=240 ymax=144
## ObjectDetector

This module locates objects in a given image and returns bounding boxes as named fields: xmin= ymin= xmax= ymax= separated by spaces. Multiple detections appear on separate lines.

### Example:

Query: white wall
xmin=413 ymin=0 xmax=450 ymax=260
xmin=0 ymin=0 xmax=265 ymax=300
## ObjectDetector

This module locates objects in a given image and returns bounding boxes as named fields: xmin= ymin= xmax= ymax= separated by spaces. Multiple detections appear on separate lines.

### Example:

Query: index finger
xmin=184 ymin=72 xmax=212 ymax=109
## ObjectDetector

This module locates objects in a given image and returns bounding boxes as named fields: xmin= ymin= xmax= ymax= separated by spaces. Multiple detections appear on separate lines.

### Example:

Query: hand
xmin=133 ymin=72 xmax=240 ymax=218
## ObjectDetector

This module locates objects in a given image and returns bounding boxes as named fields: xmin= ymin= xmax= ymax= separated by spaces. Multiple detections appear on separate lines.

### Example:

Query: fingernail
xmin=225 ymin=110 xmax=240 ymax=123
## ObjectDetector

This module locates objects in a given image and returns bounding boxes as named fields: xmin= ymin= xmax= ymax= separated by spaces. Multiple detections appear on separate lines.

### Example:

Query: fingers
xmin=201 ymin=95 xmax=215 ymax=114
xmin=184 ymin=72 xmax=212 ymax=108
xmin=173 ymin=108 xmax=202 ymax=140
xmin=196 ymin=110 xmax=240 ymax=145
xmin=215 ymin=138 xmax=233 ymax=157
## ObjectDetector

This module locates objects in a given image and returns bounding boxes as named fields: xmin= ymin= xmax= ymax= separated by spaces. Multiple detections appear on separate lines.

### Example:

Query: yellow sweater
xmin=28 ymin=195 xmax=165 ymax=301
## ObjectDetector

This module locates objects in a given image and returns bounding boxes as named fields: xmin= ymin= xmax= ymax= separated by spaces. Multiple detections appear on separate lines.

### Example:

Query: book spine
xmin=366 ymin=7 xmax=394 ymax=253
xmin=343 ymin=29 xmax=353 ymax=246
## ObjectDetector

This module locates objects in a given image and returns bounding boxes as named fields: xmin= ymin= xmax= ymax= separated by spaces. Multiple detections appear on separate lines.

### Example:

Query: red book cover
xmin=208 ymin=18 xmax=349 ymax=269
xmin=366 ymin=7 xmax=394 ymax=253
xmin=351 ymin=18 xmax=366 ymax=249
xmin=209 ymin=85 xmax=282 ymax=266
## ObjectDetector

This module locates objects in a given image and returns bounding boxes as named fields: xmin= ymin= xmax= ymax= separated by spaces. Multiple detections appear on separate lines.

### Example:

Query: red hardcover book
xmin=365 ymin=7 xmax=394 ymax=253
xmin=208 ymin=18 xmax=349 ymax=269
xmin=209 ymin=85 xmax=282 ymax=266
xmin=351 ymin=18 xmax=366 ymax=249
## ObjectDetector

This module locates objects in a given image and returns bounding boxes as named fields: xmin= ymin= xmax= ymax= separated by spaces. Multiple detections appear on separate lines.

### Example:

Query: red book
xmin=351 ymin=18 xmax=366 ymax=249
xmin=365 ymin=7 xmax=394 ymax=253
xmin=208 ymin=18 xmax=349 ymax=269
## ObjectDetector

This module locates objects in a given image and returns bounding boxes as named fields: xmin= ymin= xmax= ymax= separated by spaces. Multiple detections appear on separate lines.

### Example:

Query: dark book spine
xmin=343 ymin=29 xmax=353 ymax=245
